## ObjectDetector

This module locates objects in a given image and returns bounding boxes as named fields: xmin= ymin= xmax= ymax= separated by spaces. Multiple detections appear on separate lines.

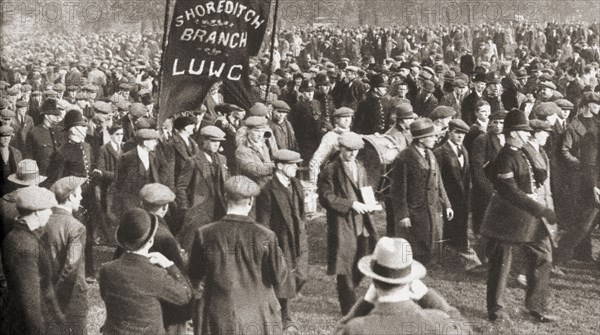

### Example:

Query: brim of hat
xmin=7 ymin=174 xmax=47 ymax=186
xmin=412 ymin=128 xmax=444 ymax=139
xmin=116 ymin=213 xmax=158 ymax=251
xmin=504 ymin=125 xmax=534 ymax=133
xmin=357 ymin=255 xmax=426 ymax=285
xmin=205 ymin=136 xmax=226 ymax=141
xmin=397 ymin=113 xmax=418 ymax=119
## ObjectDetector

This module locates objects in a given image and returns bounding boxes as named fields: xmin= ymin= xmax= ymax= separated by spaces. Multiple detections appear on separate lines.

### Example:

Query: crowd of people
xmin=2 ymin=19 xmax=600 ymax=334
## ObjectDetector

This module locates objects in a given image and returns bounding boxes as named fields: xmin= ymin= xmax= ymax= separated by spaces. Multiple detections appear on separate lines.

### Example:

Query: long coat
xmin=290 ymin=99 xmax=323 ymax=161
xmin=24 ymin=124 xmax=65 ymax=175
xmin=256 ymin=176 xmax=308 ymax=298
xmin=390 ymin=145 xmax=451 ymax=261
xmin=434 ymin=142 xmax=470 ymax=250
xmin=169 ymin=133 xmax=199 ymax=185
xmin=99 ymin=253 xmax=192 ymax=335
xmin=2 ymin=221 xmax=65 ymax=335
xmin=113 ymin=148 xmax=160 ymax=215
xmin=354 ymin=93 xmax=385 ymax=135
xmin=44 ymin=207 xmax=88 ymax=330
xmin=96 ymin=142 xmax=122 ymax=226
xmin=318 ymin=157 xmax=379 ymax=276
xmin=188 ymin=214 xmax=289 ymax=335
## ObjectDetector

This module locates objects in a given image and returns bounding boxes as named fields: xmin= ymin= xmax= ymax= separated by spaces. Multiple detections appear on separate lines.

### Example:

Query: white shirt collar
xmin=275 ymin=171 xmax=291 ymax=188
xmin=376 ymin=286 xmax=413 ymax=303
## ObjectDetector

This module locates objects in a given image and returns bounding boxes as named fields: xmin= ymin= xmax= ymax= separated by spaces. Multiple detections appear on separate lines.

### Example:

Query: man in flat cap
xmin=413 ymin=80 xmax=439 ymax=118
xmin=188 ymin=176 xmax=289 ymax=335
xmin=269 ymin=100 xmax=298 ymax=152
xmin=115 ymin=183 xmax=189 ymax=334
xmin=2 ymin=186 xmax=65 ymax=334
xmin=390 ymin=118 xmax=453 ymax=263
xmin=235 ymin=116 xmax=275 ymax=188
xmin=0 ymin=125 xmax=22 ymax=197
xmin=257 ymin=149 xmax=308 ymax=328
xmin=176 ymin=126 xmax=229 ymax=251
xmin=481 ymin=109 xmax=557 ymax=323
xmin=334 ymin=65 xmax=365 ymax=112
xmin=434 ymin=119 xmax=482 ymax=271
xmin=483 ymin=72 xmax=505 ymax=114
xmin=557 ymin=92 xmax=600 ymax=265
xmin=318 ymin=131 xmax=380 ymax=315
xmin=440 ymin=78 xmax=469 ymax=119
xmin=24 ymin=98 xmax=66 ymax=175
xmin=11 ymin=100 xmax=34 ymax=153
xmin=99 ymin=208 xmax=192 ymax=335
xmin=429 ymin=105 xmax=456 ymax=147
xmin=121 ymin=102 xmax=147 ymax=143
xmin=46 ymin=177 xmax=88 ymax=335
xmin=464 ymin=100 xmax=492 ymax=153
xmin=113 ymin=128 xmax=161 ymax=216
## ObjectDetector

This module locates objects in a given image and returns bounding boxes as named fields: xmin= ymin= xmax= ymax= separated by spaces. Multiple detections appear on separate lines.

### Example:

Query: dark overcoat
xmin=188 ymin=214 xmax=289 ymax=335
xmin=390 ymin=145 xmax=451 ymax=258
xmin=96 ymin=142 xmax=122 ymax=224
xmin=99 ymin=253 xmax=192 ymax=335
xmin=470 ymin=133 xmax=503 ymax=233
xmin=24 ymin=124 xmax=65 ymax=175
xmin=113 ymin=148 xmax=160 ymax=215
xmin=318 ymin=157 xmax=379 ymax=276
xmin=256 ymin=176 xmax=308 ymax=298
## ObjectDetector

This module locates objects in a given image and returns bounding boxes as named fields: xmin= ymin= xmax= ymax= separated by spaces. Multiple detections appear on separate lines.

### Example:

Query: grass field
xmin=86 ymin=211 xmax=600 ymax=334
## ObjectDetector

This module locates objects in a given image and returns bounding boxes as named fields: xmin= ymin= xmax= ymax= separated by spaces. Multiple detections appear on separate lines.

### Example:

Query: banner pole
xmin=157 ymin=0 xmax=172 ymax=125
xmin=265 ymin=0 xmax=280 ymax=102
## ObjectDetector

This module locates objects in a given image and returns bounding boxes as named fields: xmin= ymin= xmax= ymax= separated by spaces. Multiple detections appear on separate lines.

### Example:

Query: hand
xmin=399 ymin=218 xmax=411 ymax=228
xmin=409 ymin=279 xmax=428 ymax=300
xmin=594 ymin=187 xmax=600 ymax=205
xmin=148 ymin=252 xmax=174 ymax=269
xmin=445 ymin=208 xmax=454 ymax=221
xmin=363 ymin=283 xmax=378 ymax=303
xmin=351 ymin=201 xmax=371 ymax=215
xmin=92 ymin=169 xmax=102 ymax=177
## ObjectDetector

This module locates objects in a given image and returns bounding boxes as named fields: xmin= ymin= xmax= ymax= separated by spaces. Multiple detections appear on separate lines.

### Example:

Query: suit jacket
xmin=256 ymin=176 xmax=308 ymax=298
xmin=99 ymin=253 xmax=191 ymax=335
xmin=413 ymin=92 xmax=439 ymax=118
xmin=170 ymin=133 xmax=199 ymax=184
xmin=25 ymin=124 xmax=65 ymax=175
xmin=339 ymin=301 xmax=467 ymax=335
xmin=44 ymin=208 xmax=88 ymax=318
xmin=439 ymin=92 xmax=463 ymax=119
xmin=470 ymin=132 xmax=503 ymax=229
xmin=0 ymin=146 xmax=22 ymax=196
xmin=318 ymin=157 xmax=379 ymax=276
xmin=390 ymin=145 xmax=451 ymax=255
xmin=113 ymin=148 xmax=160 ymax=215
xmin=2 ymin=221 xmax=65 ymax=335
xmin=10 ymin=114 xmax=34 ymax=153
xmin=188 ymin=214 xmax=289 ymax=335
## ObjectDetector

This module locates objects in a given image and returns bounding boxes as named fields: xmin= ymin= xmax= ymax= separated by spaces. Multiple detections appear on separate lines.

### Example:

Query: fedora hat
xmin=116 ymin=208 xmax=158 ymax=251
xmin=410 ymin=118 xmax=443 ymax=139
xmin=8 ymin=159 xmax=47 ymax=186
xmin=358 ymin=237 xmax=426 ymax=285
xmin=503 ymin=108 xmax=533 ymax=133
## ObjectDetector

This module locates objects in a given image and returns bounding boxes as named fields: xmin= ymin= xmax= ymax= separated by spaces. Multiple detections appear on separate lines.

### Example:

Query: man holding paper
xmin=318 ymin=131 xmax=380 ymax=315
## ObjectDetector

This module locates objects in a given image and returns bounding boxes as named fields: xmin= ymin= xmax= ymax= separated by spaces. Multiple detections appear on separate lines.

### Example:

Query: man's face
xmin=301 ymin=91 xmax=314 ymax=100
xmin=397 ymin=85 xmax=409 ymax=98
xmin=489 ymin=119 xmax=504 ymax=134
xmin=486 ymin=84 xmax=501 ymax=97
xmin=232 ymin=110 xmax=246 ymax=120
xmin=317 ymin=84 xmax=330 ymax=94
xmin=279 ymin=162 xmax=298 ymax=178
xmin=419 ymin=135 xmax=437 ymax=149
xmin=474 ymin=82 xmax=486 ymax=93
xmin=336 ymin=115 xmax=352 ymax=129
xmin=272 ymin=110 xmax=286 ymax=123
xmin=345 ymin=71 xmax=356 ymax=80
xmin=16 ymin=107 xmax=27 ymax=115
xmin=475 ymin=106 xmax=491 ymax=122
xmin=110 ymin=129 xmax=124 ymax=144
xmin=0 ymin=134 xmax=11 ymax=147
xmin=248 ymin=128 xmax=266 ymax=143
xmin=539 ymin=88 xmax=553 ymax=99
xmin=183 ymin=124 xmax=195 ymax=136
xmin=558 ymin=108 xmax=571 ymax=120
xmin=449 ymin=130 xmax=466 ymax=146
xmin=144 ymin=139 xmax=158 ymax=151
xmin=533 ymin=131 xmax=550 ymax=146
xmin=203 ymin=139 xmax=221 ymax=153
xmin=340 ymin=147 xmax=358 ymax=162
xmin=70 ymin=186 xmax=83 ymax=210
xmin=454 ymin=86 xmax=467 ymax=97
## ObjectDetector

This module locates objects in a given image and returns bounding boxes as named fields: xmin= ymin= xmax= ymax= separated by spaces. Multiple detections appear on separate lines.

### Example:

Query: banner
xmin=159 ymin=0 xmax=271 ymax=123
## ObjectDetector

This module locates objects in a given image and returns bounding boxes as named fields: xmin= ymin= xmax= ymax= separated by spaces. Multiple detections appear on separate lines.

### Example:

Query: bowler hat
xmin=173 ymin=116 xmax=195 ymax=131
xmin=116 ymin=208 xmax=158 ymax=251
xmin=410 ymin=118 xmax=443 ymax=139
xmin=357 ymin=237 xmax=426 ymax=285
xmin=8 ymin=159 xmax=47 ymax=186
xmin=40 ymin=98 xmax=64 ymax=116
xmin=503 ymin=109 xmax=533 ymax=133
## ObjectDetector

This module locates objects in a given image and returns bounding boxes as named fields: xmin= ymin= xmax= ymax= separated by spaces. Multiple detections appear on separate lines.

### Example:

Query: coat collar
xmin=221 ymin=214 xmax=255 ymax=223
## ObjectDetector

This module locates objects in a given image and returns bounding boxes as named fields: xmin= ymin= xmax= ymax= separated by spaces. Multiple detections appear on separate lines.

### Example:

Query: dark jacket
xmin=0 ymin=146 xmax=22 ymax=196
xmin=256 ymin=176 xmax=308 ymax=298
xmin=461 ymin=91 xmax=483 ymax=125
xmin=99 ymin=253 xmax=192 ymax=335
xmin=46 ymin=140 xmax=93 ymax=185
xmin=96 ymin=142 xmax=122 ymax=222
xmin=10 ymin=114 xmax=34 ymax=153
xmin=24 ymin=124 xmax=65 ymax=175
xmin=354 ymin=92 xmax=386 ymax=135
xmin=2 ymin=221 xmax=65 ymax=335
xmin=188 ymin=214 xmax=289 ymax=335
xmin=318 ymin=157 xmax=379 ymax=276
xmin=290 ymin=99 xmax=323 ymax=161
xmin=44 ymin=207 xmax=88 ymax=324
xmin=113 ymin=148 xmax=160 ymax=215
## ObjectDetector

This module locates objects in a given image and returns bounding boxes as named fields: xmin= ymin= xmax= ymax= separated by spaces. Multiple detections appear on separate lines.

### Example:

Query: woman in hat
xmin=99 ymin=208 xmax=192 ymax=335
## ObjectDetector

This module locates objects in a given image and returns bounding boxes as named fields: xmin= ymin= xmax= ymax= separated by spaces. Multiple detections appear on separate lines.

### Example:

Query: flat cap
xmin=75 ymin=92 xmax=88 ymax=100
xmin=53 ymin=83 xmax=66 ymax=92
xmin=136 ymin=128 xmax=160 ymax=140
xmin=135 ymin=117 xmax=157 ymax=130
xmin=529 ymin=119 xmax=553 ymax=132
xmin=16 ymin=186 xmax=57 ymax=211
xmin=0 ymin=109 xmax=15 ymax=119
xmin=50 ymin=177 xmax=87 ymax=203
xmin=116 ymin=100 xmax=130 ymax=110
xmin=453 ymin=78 xmax=468 ymax=88
xmin=245 ymin=116 xmax=268 ymax=129
xmin=333 ymin=107 xmax=355 ymax=117
xmin=31 ymin=91 xmax=42 ymax=97
xmin=581 ymin=92 xmax=600 ymax=105
xmin=554 ymin=99 xmax=574 ymax=110
xmin=129 ymin=102 xmax=147 ymax=117
xmin=7 ymin=87 xmax=20 ymax=95
xmin=249 ymin=103 xmax=269 ymax=117
xmin=200 ymin=125 xmax=226 ymax=141
xmin=119 ymin=83 xmax=132 ymax=90
xmin=271 ymin=100 xmax=291 ymax=112
xmin=273 ymin=149 xmax=303 ymax=163
xmin=338 ymin=132 xmax=364 ymax=150
xmin=533 ymin=102 xmax=561 ymax=117
xmin=393 ymin=103 xmax=417 ymax=119
xmin=449 ymin=119 xmax=470 ymax=133
xmin=0 ymin=125 xmax=14 ymax=136
xmin=538 ymin=81 xmax=557 ymax=91
xmin=173 ymin=116 xmax=195 ymax=130
xmin=44 ymin=89 xmax=58 ymax=97
xmin=345 ymin=66 xmax=359 ymax=72
xmin=225 ymin=175 xmax=261 ymax=198
xmin=422 ymin=80 xmax=435 ymax=93
xmin=15 ymin=100 xmax=28 ymax=108
xmin=93 ymin=101 xmax=113 ymax=114
xmin=490 ymin=109 xmax=508 ymax=120
xmin=139 ymin=183 xmax=175 ymax=206
xmin=429 ymin=106 xmax=456 ymax=120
